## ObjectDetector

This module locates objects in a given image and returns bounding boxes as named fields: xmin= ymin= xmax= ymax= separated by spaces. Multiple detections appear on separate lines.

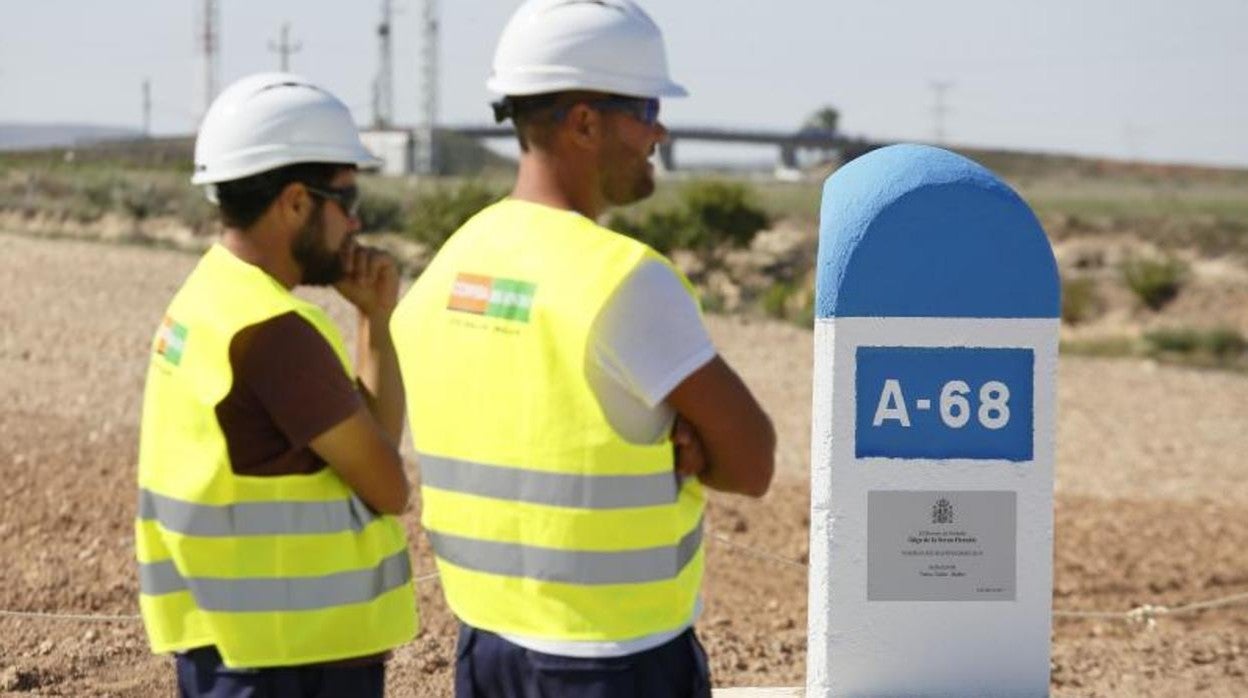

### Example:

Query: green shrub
xmin=357 ymin=189 xmax=407 ymax=233
xmin=1059 ymin=336 xmax=1136 ymax=358
xmin=1201 ymin=326 xmax=1248 ymax=359
xmin=792 ymin=294 xmax=815 ymax=329
xmin=1143 ymin=325 xmax=1248 ymax=368
xmin=759 ymin=280 xmax=816 ymax=327
xmin=1143 ymin=327 xmax=1201 ymax=354
xmin=117 ymin=182 xmax=168 ymax=220
xmin=607 ymin=208 xmax=693 ymax=255
xmin=761 ymin=282 xmax=793 ymax=319
xmin=679 ymin=180 xmax=770 ymax=250
xmin=66 ymin=172 xmax=162 ymax=222
xmin=699 ymin=290 xmax=725 ymax=315
xmin=3 ymin=169 xmax=210 ymax=225
xmin=170 ymin=190 xmax=217 ymax=232
xmin=1060 ymin=277 xmax=1100 ymax=325
xmin=74 ymin=175 xmax=119 ymax=221
xmin=405 ymin=180 xmax=504 ymax=248
xmin=79 ymin=176 xmax=116 ymax=209
xmin=1120 ymin=255 xmax=1189 ymax=310
xmin=610 ymin=179 xmax=770 ymax=254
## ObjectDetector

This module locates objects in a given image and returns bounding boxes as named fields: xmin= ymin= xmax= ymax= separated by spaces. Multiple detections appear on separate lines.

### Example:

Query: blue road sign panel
xmin=855 ymin=347 xmax=1034 ymax=461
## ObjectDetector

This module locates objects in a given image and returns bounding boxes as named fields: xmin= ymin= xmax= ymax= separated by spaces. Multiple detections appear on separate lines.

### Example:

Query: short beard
xmin=291 ymin=205 xmax=345 ymax=286
xmin=601 ymin=133 xmax=655 ymax=207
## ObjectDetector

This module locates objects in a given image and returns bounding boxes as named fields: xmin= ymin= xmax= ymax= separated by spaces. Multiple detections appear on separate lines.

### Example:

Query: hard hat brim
xmin=487 ymin=70 xmax=688 ymax=100
xmin=191 ymin=146 xmax=383 ymax=185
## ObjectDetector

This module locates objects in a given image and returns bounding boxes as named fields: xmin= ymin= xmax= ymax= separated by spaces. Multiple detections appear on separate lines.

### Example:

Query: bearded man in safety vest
xmin=391 ymin=1 xmax=776 ymax=695
xmin=135 ymin=73 xmax=417 ymax=697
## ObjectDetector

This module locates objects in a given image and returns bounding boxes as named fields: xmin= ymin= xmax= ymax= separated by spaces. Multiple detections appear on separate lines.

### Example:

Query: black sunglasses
xmin=303 ymin=184 xmax=361 ymax=219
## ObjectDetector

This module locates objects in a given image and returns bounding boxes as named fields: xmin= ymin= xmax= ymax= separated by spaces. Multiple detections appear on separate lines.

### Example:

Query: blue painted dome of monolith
xmin=815 ymin=144 xmax=1059 ymax=319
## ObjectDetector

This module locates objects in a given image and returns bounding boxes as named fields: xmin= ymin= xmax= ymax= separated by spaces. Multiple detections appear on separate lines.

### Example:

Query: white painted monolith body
xmin=806 ymin=145 xmax=1059 ymax=697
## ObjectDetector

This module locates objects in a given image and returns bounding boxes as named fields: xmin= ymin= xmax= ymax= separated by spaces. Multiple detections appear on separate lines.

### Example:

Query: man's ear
xmin=564 ymin=103 xmax=602 ymax=151
xmin=274 ymin=181 xmax=312 ymax=228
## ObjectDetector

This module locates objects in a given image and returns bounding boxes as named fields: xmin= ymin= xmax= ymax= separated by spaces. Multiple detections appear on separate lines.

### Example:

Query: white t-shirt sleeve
xmin=591 ymin=259 xmax=717 ymax=409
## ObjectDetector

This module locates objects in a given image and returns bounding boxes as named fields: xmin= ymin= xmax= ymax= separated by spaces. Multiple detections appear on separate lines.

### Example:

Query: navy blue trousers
xmin=175 ymin=646 xmax=385 ymax=698
xmin=454 ymin=624 xmax=712 ymax=698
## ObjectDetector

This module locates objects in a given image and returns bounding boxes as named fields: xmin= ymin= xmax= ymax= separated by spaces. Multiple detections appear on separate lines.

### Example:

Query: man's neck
xmin=511 ymin=150 xmax=603 ymax=220
xmin=221 ymin=228 xmax=300 ymax=290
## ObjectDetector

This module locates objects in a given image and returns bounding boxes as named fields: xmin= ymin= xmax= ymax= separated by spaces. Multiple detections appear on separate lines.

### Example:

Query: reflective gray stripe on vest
xmin=418 ymin=454 xmax=679 ymax=509
xmin=137 ymin=488 xmax=377 ymax=537
xmin=138 ymin=550 xmax=412 ymax=611
xmin=427 ymin=518 xmax=702 ymax=586
xmin=139 ymin=559 xmax=189 ymax=596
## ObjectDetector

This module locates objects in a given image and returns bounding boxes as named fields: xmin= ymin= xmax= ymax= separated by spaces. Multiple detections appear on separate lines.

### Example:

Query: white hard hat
xmin=192 ymin=72 xmax=381 ymax=185
xmin=487 ymin=0 xmax=687 ymax=99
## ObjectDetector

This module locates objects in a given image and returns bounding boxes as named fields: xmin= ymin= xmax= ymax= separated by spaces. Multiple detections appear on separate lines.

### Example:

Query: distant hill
xmin=954 ymin=145 xmax=1248 ymax=183
xmin=808 ymin=141 xmax=1248 ymax=186
xmin=0 ymin=123 xmax=142 ymax=151
xmin=0 ymin=125 xmax=511 ymax=176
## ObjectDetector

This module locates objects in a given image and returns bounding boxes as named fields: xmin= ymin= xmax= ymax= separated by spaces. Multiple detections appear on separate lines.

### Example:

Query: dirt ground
xmin=2 ymin=233 xmax=1247 ymax=696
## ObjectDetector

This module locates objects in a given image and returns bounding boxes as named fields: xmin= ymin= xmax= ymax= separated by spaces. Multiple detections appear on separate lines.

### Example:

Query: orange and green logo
xmin=448 ymin=273 xmax=537 ymax=322
xmin=155 ymin=315 xmax=188 ymax=365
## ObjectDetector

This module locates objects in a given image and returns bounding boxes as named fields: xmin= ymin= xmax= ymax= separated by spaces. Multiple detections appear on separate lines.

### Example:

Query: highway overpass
xmin=446 ymin=124 xmax=882 ymax=171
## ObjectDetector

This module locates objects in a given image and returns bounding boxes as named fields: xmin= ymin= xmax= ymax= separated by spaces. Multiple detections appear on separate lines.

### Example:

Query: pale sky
xmin=1 ymin=1 xmax=1245 ymax=167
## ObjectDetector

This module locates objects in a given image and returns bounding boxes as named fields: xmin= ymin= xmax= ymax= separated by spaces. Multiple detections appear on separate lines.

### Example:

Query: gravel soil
xmin=1 ymin=234 xmax=1246 ymax=696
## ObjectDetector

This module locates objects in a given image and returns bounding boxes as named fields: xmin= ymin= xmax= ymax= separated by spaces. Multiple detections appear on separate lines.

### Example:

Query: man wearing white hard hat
xmin=391 ymin=2 xmax=775 ymax=695
xmin=135 ymin=73 xmax=418 ymax=697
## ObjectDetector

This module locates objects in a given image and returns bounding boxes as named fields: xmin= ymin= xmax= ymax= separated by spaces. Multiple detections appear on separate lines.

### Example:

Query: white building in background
xmin=360 ymin=130 xmax=414 ymax=177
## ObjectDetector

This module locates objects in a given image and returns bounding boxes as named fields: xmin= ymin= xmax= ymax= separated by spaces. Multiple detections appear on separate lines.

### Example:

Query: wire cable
xmin=707 ymin=530 xmax=1248 ymax=624
xmin=0 ymin=571 xmax=444 ymax=623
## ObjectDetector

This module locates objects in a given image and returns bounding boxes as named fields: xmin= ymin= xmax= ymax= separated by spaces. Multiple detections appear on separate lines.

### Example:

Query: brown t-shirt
xmin=215 ymin=311 xmax=362 ymax=477
xmin=209 ymin=311 xmax=382 ymax=667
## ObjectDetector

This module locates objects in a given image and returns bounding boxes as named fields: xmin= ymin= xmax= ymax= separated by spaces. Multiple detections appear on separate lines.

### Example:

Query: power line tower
xmin=415 ymin=0 xmax=439 ymax=175
xmin=930 ymin=80 xmax=953 ymax=145
xmin=197 ymin=0 xmax=221 ymax=123
xmin=142 ymin=79 xmax=152 ymax=138
xmin=374 ymin=0 xmax=395 ymax=129
xmin=268 ymin=22 xmax=302 ymax=72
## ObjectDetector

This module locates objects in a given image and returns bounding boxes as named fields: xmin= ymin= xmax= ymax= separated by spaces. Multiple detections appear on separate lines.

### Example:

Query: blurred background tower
xmin=373 ymin=0 xmax=395 ymax=129
xmin=268 ymin=22 xmax=302 ymax=72
xmin=930 ymin=80 xmax=953 ymax=145
xmin=415 ymin=0 xmax=439 ymax=175
xmin=142 ymin=79 xmax=152 ymax=138
xmin=197 ymin=0 xmax=221 ymax=123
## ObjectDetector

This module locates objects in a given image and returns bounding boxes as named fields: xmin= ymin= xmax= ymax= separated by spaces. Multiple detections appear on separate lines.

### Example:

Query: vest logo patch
xmin=155 ymin=315 xmax=188 ymax=365
xmin=448 ymin=273 xmax=536 ymax=322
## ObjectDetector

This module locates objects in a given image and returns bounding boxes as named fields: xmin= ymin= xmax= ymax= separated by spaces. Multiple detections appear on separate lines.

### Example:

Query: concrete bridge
xmin=448 ymin=124 xmax=882 ymax=171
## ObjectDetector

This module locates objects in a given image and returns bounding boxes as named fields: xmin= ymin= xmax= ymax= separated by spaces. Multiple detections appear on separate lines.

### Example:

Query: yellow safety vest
xmin=392 ymin=199 xmax=705 ymax=644
xmin=135 ymin=244 xmax=417 ymax=668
